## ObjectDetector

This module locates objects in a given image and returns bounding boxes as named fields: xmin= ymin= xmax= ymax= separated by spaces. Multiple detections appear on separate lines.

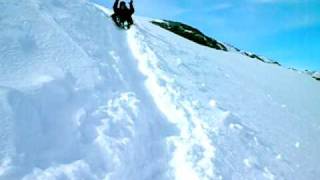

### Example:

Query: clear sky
xmin=93 ymin=0 xmax=320 ymax=71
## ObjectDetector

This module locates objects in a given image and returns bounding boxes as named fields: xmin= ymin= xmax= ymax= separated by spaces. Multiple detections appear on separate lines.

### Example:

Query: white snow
xmin=1 ymin=0 xmax=320 ymax=179
xmin=275 ymin=154 xmax=282 ymax=160
xmin=243 ymin=158 xmax=253 ymax=168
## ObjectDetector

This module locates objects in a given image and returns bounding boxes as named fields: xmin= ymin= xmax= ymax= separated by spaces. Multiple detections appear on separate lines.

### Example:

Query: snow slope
xmin=0 ymin=0 xmax=320 ymax=179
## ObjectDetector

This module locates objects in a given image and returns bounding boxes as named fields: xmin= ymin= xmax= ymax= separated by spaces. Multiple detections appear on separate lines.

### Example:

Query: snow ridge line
xmin=127 ymin=26 xmax=217 ymax=180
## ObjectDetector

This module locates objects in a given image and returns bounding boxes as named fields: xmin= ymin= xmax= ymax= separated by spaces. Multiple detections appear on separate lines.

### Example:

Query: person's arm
xmin=113 ymin=0 xmax=119 ymax=12
xmin=129 ymin=0 xmax=135 ymax=14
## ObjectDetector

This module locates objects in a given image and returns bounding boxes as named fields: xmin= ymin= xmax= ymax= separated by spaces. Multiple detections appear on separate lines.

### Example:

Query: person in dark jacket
xmin=111 ymin=0 xmax=134 ymax=28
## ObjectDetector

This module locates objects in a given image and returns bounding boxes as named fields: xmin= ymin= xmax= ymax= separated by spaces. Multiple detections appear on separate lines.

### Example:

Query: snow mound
xmin=1 ymin=0 xmax=320 ymax=179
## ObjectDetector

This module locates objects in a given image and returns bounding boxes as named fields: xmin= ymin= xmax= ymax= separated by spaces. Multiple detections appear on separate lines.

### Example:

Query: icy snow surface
xmin=0 ymin=0 xmax=320 ymax=180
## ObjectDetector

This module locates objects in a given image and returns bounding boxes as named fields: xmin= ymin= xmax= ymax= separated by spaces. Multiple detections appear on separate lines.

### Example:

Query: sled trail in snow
xmin=127 ymin=24 xmax=232 ymax=180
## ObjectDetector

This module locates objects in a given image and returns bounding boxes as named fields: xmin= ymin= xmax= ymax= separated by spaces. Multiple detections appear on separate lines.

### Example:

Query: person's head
xmin=119 ymin=1 xmax=127 ymax=10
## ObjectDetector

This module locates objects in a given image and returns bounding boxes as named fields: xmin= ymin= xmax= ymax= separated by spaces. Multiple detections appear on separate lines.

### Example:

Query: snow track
xmin=127 ymin=26 xmax=219 ymax=180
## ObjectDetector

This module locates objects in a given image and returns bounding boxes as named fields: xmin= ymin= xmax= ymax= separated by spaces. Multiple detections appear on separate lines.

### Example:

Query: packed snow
xmin=0 ymin=0 xmax=320 ymax=179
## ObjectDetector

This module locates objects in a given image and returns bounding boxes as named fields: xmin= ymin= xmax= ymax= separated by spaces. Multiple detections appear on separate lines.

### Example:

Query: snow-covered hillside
xmin=1 ymin=0 xmax=320 ymax=179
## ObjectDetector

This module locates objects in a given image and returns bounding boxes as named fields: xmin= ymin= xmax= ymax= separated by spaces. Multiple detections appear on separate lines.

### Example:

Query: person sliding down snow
xmin=111 ymin=0 xmax=135 ymax=29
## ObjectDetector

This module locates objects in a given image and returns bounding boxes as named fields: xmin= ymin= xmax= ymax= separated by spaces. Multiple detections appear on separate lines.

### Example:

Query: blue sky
xmin=93 ymin=0 xmax=320 ymax=71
